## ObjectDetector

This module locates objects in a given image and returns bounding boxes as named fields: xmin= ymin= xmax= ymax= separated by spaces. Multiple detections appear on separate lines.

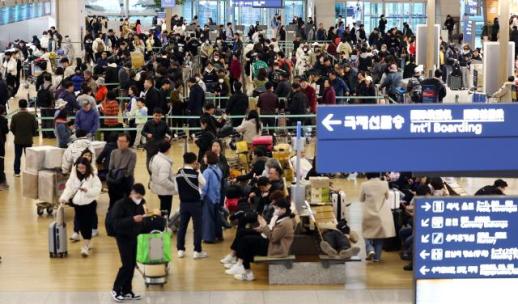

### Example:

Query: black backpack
xmin=37 ymin=87 xmax=54 ymax=108
xmin=105 ymin=208 xmax=117 ymax=237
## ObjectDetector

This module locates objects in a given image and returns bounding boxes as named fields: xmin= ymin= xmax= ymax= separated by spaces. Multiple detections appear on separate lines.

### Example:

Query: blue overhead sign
xmin=161 ymin=0 xmax=175 ymax=8
xmin=232 ymin=0 xmax=283 ymax=8
xmin=316 ymin=104 xmax=518 ymax=174
xmin=414 ymin=196 xmax=518 ymax=280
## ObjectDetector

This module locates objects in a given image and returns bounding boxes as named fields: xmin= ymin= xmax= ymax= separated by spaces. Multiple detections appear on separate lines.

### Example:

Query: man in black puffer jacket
xmin=109 ymin=183 xmax=146 ymax=302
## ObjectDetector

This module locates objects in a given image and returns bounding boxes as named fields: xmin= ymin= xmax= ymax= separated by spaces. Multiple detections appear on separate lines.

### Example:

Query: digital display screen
xmin=232 ymin=0 xmax=283 ymax=8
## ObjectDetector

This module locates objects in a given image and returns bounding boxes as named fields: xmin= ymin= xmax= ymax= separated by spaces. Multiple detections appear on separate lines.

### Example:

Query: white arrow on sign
xmin=420 ymin=266 xmax=430 ymax=276
xmin=421 ymin=202 xmax=431 ymax=212
xmin=322 ymin=114 xmax=342 ymax=132
xmin=420 ymin=250 xmax=430 ymax=260
xmin=421 ymin=218 xmax=430 ymax=227
xmin=421 ymin=234 xmax=430 ymax=243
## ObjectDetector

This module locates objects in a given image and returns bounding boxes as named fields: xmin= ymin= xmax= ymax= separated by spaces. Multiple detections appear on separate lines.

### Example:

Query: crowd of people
xmin=0 ymin=10 xmax=517 ymax=302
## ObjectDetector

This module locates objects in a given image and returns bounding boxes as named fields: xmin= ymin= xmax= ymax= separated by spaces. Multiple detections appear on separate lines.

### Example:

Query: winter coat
xmin=60 ymin=173 xmax=101 ymax=206
xmin=360 ymin=178 xmax=396 ymax=239
xmin=149 ymin=152 xmax=177 ymax=196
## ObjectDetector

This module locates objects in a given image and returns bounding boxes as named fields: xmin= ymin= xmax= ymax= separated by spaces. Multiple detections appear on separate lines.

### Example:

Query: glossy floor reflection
xmin=0 ymin=289 xmax=413 ymax=304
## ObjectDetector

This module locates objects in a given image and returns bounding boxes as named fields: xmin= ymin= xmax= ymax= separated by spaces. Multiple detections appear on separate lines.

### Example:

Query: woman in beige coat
xmin=360 ymin=173 xmax=396 ymax=262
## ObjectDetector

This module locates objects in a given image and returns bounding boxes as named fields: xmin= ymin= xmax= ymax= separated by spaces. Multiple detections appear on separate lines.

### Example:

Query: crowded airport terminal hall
xmin=2 ymin=0 xmax=518 ymax=303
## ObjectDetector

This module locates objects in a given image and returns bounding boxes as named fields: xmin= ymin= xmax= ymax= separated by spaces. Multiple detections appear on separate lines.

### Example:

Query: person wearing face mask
xmin=458 ymin=44 xmax=472 ymax=90
xmin=203 ymin=62 xmax=218 ymax=92
xmin=59 ymin=157 xmax=102 ymax=257
xmin=227 ymin=198 xmax=295 ymax=281
xmin=109 ymin=183 xmax=147 ymax=302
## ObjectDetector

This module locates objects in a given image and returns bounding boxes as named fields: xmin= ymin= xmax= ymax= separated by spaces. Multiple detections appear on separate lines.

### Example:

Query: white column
xmin=498 ymin=0 xmax=510 ymax=86
xmin=56 ymin=0 xmax=85 ymax=55
xmin=425 ymin=0 xmax=436 ymax=77
xmin=314 ymin=0 xmax=335 ymax=28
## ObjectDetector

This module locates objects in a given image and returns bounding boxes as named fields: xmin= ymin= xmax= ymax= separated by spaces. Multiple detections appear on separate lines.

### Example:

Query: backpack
xmin=408 ymin=77 xmax=423 ymax=103
xmin=37 ymin=87 xmax=54 ymax=108
xmin=105 ymin=208 xmax=117 ymax=237
xmin=96 ymin=42 xmax=105 ymax=53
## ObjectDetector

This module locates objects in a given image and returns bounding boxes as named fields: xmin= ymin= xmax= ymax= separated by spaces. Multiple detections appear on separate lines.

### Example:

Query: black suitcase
xmin=448 ymin=75 xmax=463 ymax=90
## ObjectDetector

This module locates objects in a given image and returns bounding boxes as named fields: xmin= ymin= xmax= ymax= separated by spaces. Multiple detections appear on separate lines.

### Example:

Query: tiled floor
xmin=0 ymin=289 xmax=413 ymax=304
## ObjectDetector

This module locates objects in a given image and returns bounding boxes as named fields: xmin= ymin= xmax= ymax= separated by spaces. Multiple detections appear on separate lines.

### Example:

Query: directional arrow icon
xmin=421 ymin=202 xmax=431 ymax=212
xmin=421 ymin=218 xmax=430 ymax=227
xmin=421 ymin=234 xmax=430 ymax=243
xmin=419 ymin=266 xmax=430 ymax=276
xmin=420 ymin=250 xmax=430 ymax=260
xmin=322 ymin=114 xmax=342 ymax=132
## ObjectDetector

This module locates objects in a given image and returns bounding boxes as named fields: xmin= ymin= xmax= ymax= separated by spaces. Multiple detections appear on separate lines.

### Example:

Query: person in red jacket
xmin=322 ymin=79 xmax=336 ymax=105
xmin=229 ymin=54 xmax=242 ymax=94
xmin=300 ymin=77 xmax=317 ymax=114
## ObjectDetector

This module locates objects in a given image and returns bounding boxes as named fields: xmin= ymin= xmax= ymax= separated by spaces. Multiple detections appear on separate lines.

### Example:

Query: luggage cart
xmin=137 ymin=213 xmax=171 ymax=288
xmin=36 ymin=171 xmax=68 ymax=216
xmin=137 ymin=263 xmax=169 ymax=288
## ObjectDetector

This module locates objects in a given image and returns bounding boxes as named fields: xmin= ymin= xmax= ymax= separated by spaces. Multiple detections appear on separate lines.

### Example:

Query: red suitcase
xmin=252 ymin=136 xmax=273 ymax=151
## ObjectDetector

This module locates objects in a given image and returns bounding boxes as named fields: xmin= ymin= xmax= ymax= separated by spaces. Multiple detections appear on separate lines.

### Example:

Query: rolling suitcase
xmin=49 ymin=205 xmax=67 ymax=258
xmin=448 ymin=75 xmax=462 ymax=90
xmin=252 ymin=136 xmax=273 ymax=152
xmin=331 ymin=191 xmax=348 ymax=221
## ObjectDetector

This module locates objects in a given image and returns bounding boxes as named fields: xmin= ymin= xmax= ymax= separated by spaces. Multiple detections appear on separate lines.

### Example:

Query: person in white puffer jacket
xmin=61 ymin=129 xmax=96 ymax=174
xmin=60 ymin=157 xmax=102 ymax=257
xmin=149 ymin=141 xmax=177 ymax=217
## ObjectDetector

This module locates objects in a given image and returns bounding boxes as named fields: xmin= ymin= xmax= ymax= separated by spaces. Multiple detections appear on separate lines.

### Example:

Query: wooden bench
xmin=254 ymin=255 xmax=296 ymax=269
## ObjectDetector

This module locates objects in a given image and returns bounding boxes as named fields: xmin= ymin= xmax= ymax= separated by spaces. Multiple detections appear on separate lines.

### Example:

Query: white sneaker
xmin=92 ymin=229 xmax=99 ymax=237
xmin=224 ymin=262 xmax=236 ymax=269
xmin=225 ymin=263 xmax=245 ymax=276
xmin=234 ymin=270 xmax=255 ymax=281
xmin=178 ymin=250 xmax=185 ymax=258
xmin=123 ymin=292 xmax=142 ymax=301
xmin=80 ymin=246 xmax=89 ymax=257
xmin=220 ymin=254 xmax=237 ymax=264
xmin=111 ymin=291 xmax=125 ymax=302
xmin=70 ymin=232 xmax=80 ymax=242
xmin=366 ymin=251 xmax=375 ymax=261
xmin=193 ymin=251 xmax=208 ymax=259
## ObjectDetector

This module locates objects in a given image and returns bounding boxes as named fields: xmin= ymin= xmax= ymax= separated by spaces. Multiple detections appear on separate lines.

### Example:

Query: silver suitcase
xmin=49 ymin=206 xmax=67 ymax=258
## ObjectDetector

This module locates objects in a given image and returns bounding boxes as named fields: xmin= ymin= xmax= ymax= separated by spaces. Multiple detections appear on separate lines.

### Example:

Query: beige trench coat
xmin=360 ymin=178 xmax=396 ymax=239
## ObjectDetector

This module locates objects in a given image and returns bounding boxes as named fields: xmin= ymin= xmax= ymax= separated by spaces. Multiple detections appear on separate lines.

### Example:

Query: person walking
xmin=0 ymin=105 xmax=8 ymax=190
xmin=110 ymin=183 xmax=147 ymax=302
xmin=201 ymin=151 xmax=223 ymax=243
xmin=141 ymin=108 xmax=171 ymax=169
xmin=10 ymin=99 xmax=38 ymax=177
xmin=360 ymin=172 xmax=395 ymax=263
xmin=149 ymin=141 xmax=177 ymax=217
xmin=59 ymin=157 xmax=102 ymax=257
xmin=107 ymin=133 xmax=137 ymax=210
xmin=176 ymin=152 xmax=207 ymax=259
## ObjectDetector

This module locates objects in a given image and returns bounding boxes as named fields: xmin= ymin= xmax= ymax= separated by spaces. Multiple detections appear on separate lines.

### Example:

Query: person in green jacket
xmin=252 ymin=54 xmax=269 ymax=80
xmin=10 ymin=99 xmax=38 ymax=176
